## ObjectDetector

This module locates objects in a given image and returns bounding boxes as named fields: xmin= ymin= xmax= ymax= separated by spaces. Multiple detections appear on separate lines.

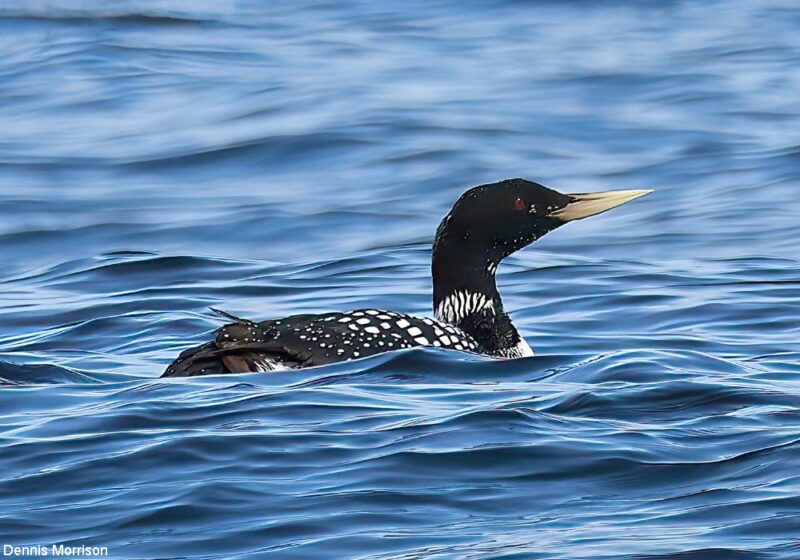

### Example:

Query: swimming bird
xmin=162 ymin=179 xmax=650 ymax=376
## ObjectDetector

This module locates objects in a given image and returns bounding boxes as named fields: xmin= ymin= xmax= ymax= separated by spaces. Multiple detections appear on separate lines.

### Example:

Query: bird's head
xmin=434 ymin=178 xmax=651 ymax=270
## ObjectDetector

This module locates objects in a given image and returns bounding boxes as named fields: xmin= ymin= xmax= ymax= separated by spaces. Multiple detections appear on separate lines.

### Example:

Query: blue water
xmin=1 ymin=1 xmax=800 ymax=558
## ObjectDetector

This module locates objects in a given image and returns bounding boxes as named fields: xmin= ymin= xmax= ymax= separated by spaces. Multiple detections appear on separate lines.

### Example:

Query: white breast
xmin=500 ymin=338 xmax=534 ymax=359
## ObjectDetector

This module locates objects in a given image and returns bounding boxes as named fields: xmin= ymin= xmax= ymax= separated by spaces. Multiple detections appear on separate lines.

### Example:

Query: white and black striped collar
xmin=434 ymin=289 xmax=496 ymax=324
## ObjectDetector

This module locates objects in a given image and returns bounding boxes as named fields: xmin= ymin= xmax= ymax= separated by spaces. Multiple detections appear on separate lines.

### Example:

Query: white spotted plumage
xmin=192 ymin=307 xmax=487 ymax=377
xmin=299 ymin=310 xmax=479 ymax=360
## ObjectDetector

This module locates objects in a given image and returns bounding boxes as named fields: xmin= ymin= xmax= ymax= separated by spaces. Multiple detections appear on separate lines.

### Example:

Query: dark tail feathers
xmin=161 ymin=341 xmax=228 ymax=377
xmin=161 ymin=310 xmax=290 ymax=377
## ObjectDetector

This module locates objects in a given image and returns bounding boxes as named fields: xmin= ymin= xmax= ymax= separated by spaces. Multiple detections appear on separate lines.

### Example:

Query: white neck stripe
xmin=435 ymin=290 xmax=496 ymax=324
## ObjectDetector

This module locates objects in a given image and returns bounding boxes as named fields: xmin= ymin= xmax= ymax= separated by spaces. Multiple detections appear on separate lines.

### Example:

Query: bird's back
xmin=162 ymin=309 xmax=479 ymax=376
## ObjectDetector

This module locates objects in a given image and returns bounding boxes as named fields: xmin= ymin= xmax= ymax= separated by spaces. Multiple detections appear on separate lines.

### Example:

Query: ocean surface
xmin=1 ymin=1 xmax=800 ymax=558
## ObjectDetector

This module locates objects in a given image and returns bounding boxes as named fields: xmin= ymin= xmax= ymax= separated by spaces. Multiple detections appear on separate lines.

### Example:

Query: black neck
xmin=431 ymin=222 xmax=526 ymax=357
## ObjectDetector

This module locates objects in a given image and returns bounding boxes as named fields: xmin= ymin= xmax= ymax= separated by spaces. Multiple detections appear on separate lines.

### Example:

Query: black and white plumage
xmin=163 ymin=179 xmax=650 ymax=377
xmin=163 ymin=309 xmax=480 ymax=376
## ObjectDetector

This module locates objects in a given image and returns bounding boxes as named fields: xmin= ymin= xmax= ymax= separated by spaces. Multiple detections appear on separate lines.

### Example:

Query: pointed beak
xmin=548 ymin=189 xmax=652 ymax=222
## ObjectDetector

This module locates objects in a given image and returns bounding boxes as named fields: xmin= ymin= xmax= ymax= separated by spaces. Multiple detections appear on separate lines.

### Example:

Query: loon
xmin=163 ymin=179 xmax=650 ymax=377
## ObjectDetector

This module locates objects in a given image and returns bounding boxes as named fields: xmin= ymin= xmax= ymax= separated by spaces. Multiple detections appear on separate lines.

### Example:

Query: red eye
xmin=514 ymin=197 xmax=527 ymax=211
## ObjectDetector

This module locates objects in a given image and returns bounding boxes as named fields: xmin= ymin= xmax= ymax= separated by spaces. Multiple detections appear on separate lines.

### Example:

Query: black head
xmin=433 ymin=178 xmax=650 ymax=288
xmin=436 ymin=178 xmax=570 ymax=262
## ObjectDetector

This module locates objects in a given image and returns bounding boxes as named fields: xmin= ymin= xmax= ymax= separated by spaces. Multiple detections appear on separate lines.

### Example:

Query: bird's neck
xmin=431 ymin=234 xmax=532 ymax=358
